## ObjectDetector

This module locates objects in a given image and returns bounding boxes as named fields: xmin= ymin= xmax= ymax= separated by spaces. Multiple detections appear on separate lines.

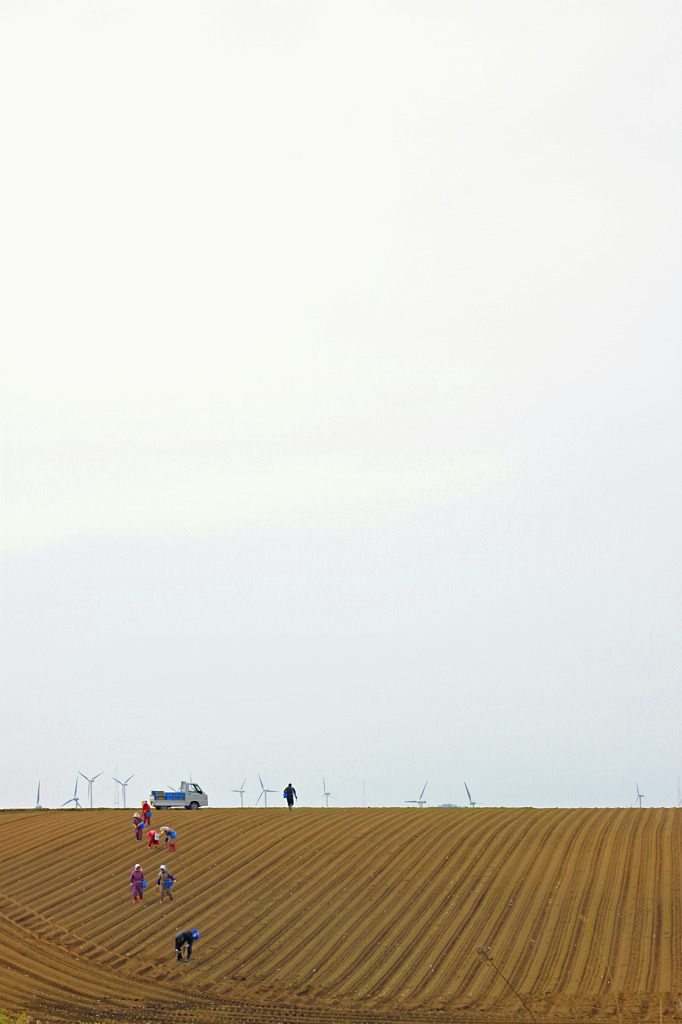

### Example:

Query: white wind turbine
xmin=464 ymin=782 xmax=477 ymax=807
xmin=322 ymin=776 xmax=331 ymax=808
xmin=62 ymin=777 xmax=82 ymax=808
xmin=405 ymin=781 xmax=428 ymax=807
xmin=35 ymin=781 xmax=42 ymax=809
xmin=232 ymin=778 xmax=247 ymax=808
xmin=635 ymin=782 xmax=645 ymax=808
xmin=255 ymin=773 xmax=276 ymax=808
xmin=78 ymin=771 xmax=103 ymax=809
xmin=112 ymin=772 xmax=135 ymax=809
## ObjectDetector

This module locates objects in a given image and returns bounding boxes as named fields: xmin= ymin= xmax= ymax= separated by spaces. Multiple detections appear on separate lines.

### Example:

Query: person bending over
xmin=175 ymin=929 xmax=200 ymax=961
xmin=160 ymin=825 xmax=177 ymax=851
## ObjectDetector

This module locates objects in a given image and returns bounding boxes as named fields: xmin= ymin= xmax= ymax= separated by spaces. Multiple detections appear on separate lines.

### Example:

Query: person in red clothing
xmin=141 ymin=799 xmax=152 ymax=828
xmin=148 ymin=829 xmax=160 ymax=848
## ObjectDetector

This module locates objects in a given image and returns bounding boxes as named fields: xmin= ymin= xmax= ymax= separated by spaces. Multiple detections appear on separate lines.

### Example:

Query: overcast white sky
xmin=1 ymin=1 xmax=680 ymax=811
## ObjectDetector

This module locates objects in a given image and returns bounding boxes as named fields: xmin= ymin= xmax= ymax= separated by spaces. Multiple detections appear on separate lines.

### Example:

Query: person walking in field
xmin=130 ymin=863 xmax=145 ymax=903
xmin=283 ymin=782 xmax=297 ymax=810
xmin=157 ymin=864 xmax=175 ymax=903
xmin=175 ymin=928 xmax=199 ymax=961
xmin=160 ymin=825 xmax=177 ymax=851
xmin=141 ymin=799 xmax=152 ymax=828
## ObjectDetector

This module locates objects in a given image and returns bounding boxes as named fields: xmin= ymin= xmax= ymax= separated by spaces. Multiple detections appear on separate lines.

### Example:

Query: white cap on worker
xmin=135 ymin=863 xmax=141 ymax=869
xmin=160 ymin=864 xmax=166 ymax=870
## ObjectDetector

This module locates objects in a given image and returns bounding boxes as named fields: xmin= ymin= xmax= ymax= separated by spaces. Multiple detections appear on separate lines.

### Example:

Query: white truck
xmin=150 ymin=782 xmax=208 ymax=811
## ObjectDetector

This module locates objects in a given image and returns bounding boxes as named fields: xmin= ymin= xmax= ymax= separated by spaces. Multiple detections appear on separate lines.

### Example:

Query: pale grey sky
xmin=1 ymin=1 xmax=680 ymax=810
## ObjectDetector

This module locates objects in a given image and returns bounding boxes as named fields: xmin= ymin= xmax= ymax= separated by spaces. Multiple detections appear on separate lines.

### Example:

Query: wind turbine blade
xmin=258 ymin=773 xmax=265 ymax=789
xmin=241 ymin=778 xmax=247 ymax=789
xmin=464 ymin=782 xmax=473 ymax=804
xmin=255 ymin=790 xmax=263 ymax=805
xmin=419 ymin=781 xmax=428 ymax=800
xmin=124 ymin=774 xmax=135 ymax=784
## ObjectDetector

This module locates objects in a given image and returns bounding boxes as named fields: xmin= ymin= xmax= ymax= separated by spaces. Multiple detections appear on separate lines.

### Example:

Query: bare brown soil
xmin=0 ymin=807 xmax=680 ymax=1023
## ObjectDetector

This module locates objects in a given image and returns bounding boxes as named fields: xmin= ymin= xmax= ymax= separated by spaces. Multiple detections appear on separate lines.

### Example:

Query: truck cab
xmin=150 ymin=781 xmax=208 ymax=810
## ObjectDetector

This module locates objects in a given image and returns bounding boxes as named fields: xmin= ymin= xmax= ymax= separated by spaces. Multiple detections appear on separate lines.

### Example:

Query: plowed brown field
xmin=0 ymin=807 xmax=680 ymax=1023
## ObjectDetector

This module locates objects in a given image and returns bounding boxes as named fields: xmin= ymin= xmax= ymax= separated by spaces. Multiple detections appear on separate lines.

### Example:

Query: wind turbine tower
xmin=255 ymin=773 xmax=276 ymax=808
xmin=112 ymin=773 xmax=135 ymax=809
xmin=322 ymin=776 xmax=331 ymax=808
xmin=636 ymin=782 xmax=645 ymax=808
xmin=405 ymin=781 xmax=428 ymax=807
xmin=35 ymin=782 xmax=42 ymax=809
xmin=78 ymin=771 xmax=103 ymax=809
xmin=232 ymin=778 xmax=247 ymax=808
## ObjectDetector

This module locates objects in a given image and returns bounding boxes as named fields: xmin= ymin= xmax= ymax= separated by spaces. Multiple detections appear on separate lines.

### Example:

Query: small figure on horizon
xmin=132 ymin=813 xmax=143 ymax=841
xmin=141 ymin=799 xmax=152 ymax=828
xmin=148 ymin=828 xmax=160 ymax=848
xmin=283 ymin=782 xmax=297 ymax=811
xmin=157 ymin=864 xmax=175 ymax=903
xmin=175 ymin=928 xmax=199 ymax=961
xmin=160 ymin=825 xmax=177 ymax=851
xmin=130 ymin=863 xmax=145 ymax=903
